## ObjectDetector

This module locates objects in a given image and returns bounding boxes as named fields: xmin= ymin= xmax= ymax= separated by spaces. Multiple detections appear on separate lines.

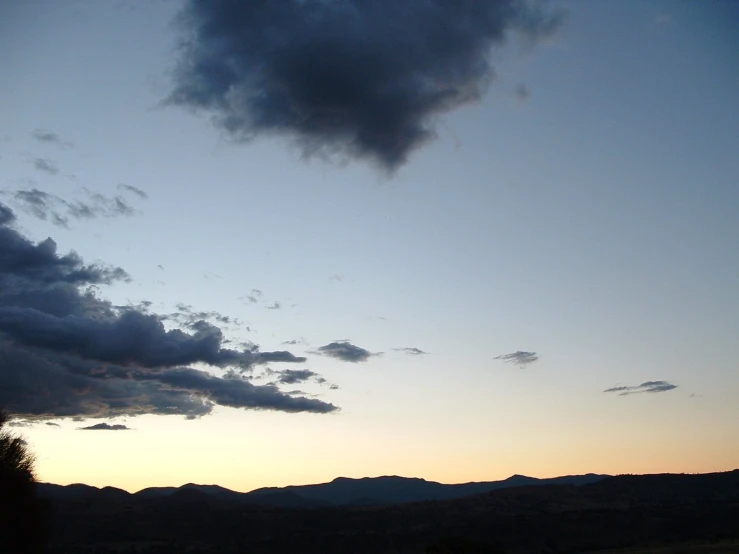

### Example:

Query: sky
xmin=1 ymin=0 xmax=737 ymax=493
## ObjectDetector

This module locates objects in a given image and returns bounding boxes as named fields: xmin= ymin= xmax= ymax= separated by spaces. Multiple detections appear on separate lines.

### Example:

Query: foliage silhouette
xmin=0 ymin=411 xmax=49 ymax=553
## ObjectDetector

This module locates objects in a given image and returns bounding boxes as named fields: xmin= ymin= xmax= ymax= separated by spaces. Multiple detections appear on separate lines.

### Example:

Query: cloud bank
xmin=0 ymin=202 xmax=337 ymax=420
xmin=603 ymin=381 xmax=677 ymax=396
xmin=167 ymin=0 xmax=564 ymax=171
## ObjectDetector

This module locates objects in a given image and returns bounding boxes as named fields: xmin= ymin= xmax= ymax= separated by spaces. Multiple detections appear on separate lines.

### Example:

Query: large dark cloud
xmin=495 ymin=351 xmax=538 ymax=368
xmin=0 ymin=203 xmax=15 ymax=226
xmin=603 ymin=381 xmax=677 ymax=396
xmin=0 ymin=308 xmax=305 ymax=369
xmin=167 ymin=0 xmax=564 ymax=171
xmin=314 ymin=341 xmax=374 ymax=363
xmin=0 ymin=202 xmax=336 ymax=419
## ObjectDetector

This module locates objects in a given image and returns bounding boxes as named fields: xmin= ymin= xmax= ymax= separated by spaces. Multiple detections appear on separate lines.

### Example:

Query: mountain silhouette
xmin=37 ymin=472 xmax=607 ymax=507
xmin=246 ymin=473 xmax=607 ymax=505
xmin=37 ymin=470 xmax=739 ymax=553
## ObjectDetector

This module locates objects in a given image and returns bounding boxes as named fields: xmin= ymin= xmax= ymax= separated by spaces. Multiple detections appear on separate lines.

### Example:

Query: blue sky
xmin=1 ymin=0 xmax=737 ymax=491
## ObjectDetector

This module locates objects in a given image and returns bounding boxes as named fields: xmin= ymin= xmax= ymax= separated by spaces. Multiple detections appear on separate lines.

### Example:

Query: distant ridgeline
xmin=37 ymin=470 xmax=739 ymax=554
xmin=38 ymin=472 xmax=607 ymax=507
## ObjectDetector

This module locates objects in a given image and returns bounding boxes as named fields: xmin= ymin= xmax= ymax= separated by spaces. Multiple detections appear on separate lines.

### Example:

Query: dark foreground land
xmin=584 ymin=543 xmax=739 ymax=553
xmin=41 ymin=470 xmax=739 ymax=553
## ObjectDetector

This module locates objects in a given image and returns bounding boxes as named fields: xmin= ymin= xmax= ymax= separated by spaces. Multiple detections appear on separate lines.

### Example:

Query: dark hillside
xmin=41 ymin=469 xmax=739 ymax=553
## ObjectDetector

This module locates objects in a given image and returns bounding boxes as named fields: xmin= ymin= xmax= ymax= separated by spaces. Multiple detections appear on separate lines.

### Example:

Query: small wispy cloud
xmin=513 ymin=84 xmax=530 ymax=103
xmin=603 ymin=381 xmax=677 ymax=396
xmin=241 ymin=289 xmax=263 ymax=304
xmin=32 ymin=129 xmax=72 ymax=148
xmin=266 ymin=301 xmax=282 ymax=310
xmin=276 ymin=369 xmax=319 ymax=385
xmin=45 ymin=422 xmax=60 ymax=427
xmin=165 ymin=302 xmax=234 ymax=328
xmin=79 ymin=423 xmax=131 ymax=431
xmin=314 ymin=341 xmax=375 ymax=363
xmin=654 ymin=13 xmax=674 ymax=27
xmin=394 ymin=347 xmax=427 ymax=356
xmin=33 ymin=158 xmax=59 ymax=175
xmin=117 ymin=183 xmax=148 ymax=199
xmin=495 ymin=351 xmax=539 ymax=368
xmin=5 ymin=187 xmax=142 ymax=227
xmin=8 ymin=420 xmax=34 ymax=428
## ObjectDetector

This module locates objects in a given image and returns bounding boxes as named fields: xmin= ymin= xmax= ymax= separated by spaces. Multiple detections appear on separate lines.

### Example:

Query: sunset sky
xmin=1 ymin=0 xmax=737 ymax=493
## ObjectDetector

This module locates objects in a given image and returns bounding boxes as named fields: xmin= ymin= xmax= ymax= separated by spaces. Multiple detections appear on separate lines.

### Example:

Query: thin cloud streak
xmin=603 ymin=381 xmax=678 ymax=396
xmin=117 ymin=183 xmax=148 ymax=199
xmin=394 ymin=347 xmax=428 ymax=356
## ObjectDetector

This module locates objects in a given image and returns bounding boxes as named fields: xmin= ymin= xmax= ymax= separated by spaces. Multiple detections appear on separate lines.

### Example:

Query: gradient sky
xmin=1 ymin=0 xmax=738 ymax=493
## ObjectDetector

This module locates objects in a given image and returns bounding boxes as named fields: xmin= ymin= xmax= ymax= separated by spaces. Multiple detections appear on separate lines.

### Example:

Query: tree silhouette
xmin=0 ymin=411 xmax=48 ymax=553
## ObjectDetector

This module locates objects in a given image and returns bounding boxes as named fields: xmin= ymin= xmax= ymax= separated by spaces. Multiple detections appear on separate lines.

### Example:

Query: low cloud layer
xmin=603 ymin=381 xmax=677 ymax=396
xmin=167 ymin=0 xmax=564 ymax=171
xmin=4 ymin=187 xmax=144 ymax=227
xmin=314 ymin=341 xmax=374 ymax=363
xmin=495 ymin=351 xmax=539 ymax=368
xmin=0 ymin=202 xmax=337 ymax=420
xmin=79 ymin=423 xmax=131 ymax=431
